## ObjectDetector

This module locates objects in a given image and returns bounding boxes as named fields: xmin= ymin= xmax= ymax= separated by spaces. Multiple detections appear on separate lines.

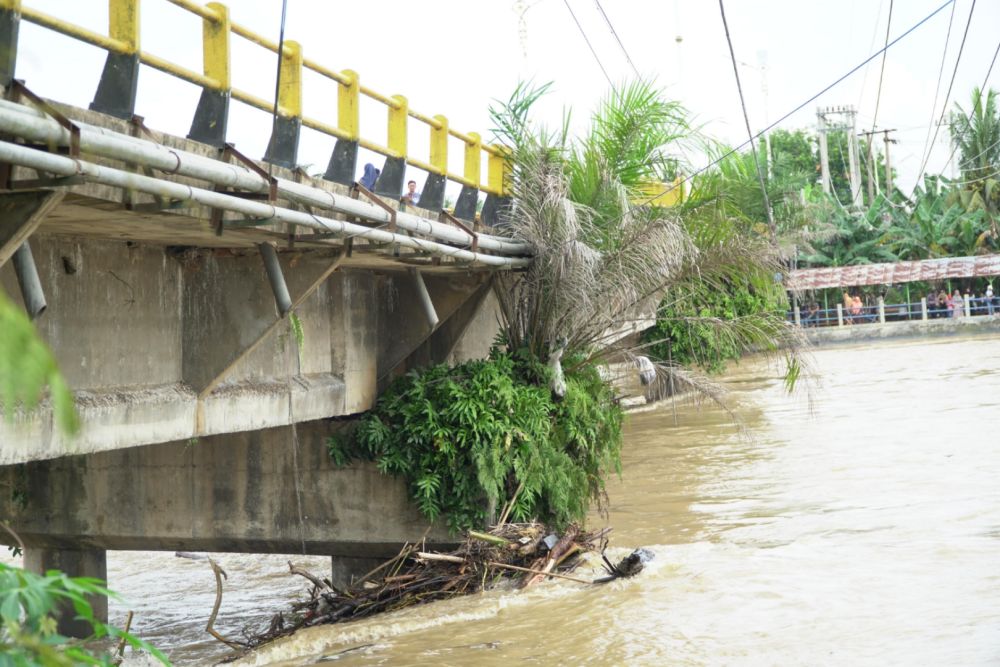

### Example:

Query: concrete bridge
xmin=0 ymin=0 xmax=530 ymax=635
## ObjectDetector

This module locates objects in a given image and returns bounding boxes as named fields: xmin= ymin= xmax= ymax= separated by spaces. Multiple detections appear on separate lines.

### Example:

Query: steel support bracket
xmin=8 ymin=80 xmax=80 ymax=156
xmin=210 ymin=143 xmax=278 ymax=235
xmin=354 ymin=182 xmax=397 ymax=233
xmin=438 ymin=209 xmax=478 ymax=252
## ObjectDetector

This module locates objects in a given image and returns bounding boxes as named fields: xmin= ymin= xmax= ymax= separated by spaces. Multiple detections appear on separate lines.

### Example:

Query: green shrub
xmin=0 ymin=562 xmax=168 ymax=665
xmin=645 ymin=278 xmax=785 ymax=374
xmin=330 ymin=348 xmax=622 ymax=533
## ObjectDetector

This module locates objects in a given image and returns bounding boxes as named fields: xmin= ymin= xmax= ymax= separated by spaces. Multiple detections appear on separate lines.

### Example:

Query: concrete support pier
xmin=23 ymin=547 xmax=108 ymax=637
xmin=331 ymin=555 xmax=385 ymax=590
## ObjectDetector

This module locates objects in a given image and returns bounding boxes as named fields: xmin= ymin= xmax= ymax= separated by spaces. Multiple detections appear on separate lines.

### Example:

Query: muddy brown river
xmin=14 ymin=335 xmax=1000 ymax=664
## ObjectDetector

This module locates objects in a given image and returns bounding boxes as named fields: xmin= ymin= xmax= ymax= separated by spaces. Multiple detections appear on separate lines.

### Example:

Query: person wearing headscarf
xmin=359 ymin=163 xmax=380 ymax=190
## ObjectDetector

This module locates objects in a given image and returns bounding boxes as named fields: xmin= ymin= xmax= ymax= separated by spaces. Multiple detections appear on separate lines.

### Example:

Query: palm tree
xmin=489 ymin=80 xmax=805 ymax=392
xmin=950 ymin=87 xmax=1000 ymax=228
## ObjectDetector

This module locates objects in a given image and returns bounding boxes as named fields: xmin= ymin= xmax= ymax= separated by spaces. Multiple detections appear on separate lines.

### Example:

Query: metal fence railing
xmin=0 ymin=0 xmax=513 ymax=221
xmin=789 ymin=296 xmax=1000 ymax=327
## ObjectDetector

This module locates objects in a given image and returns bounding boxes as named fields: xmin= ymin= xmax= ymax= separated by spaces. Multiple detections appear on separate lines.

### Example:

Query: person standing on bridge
xmin=403 ymin=180 xmax=420 ymax=206
xmin=951 ymin=290 xmax=964 ymax=319
xmin=987 ymin=284 xmax=995 ymax=316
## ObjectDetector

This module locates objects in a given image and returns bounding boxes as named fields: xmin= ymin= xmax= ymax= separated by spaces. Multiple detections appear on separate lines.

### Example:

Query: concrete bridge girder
xmin=0 ymin=234 xmax=498 ymax=465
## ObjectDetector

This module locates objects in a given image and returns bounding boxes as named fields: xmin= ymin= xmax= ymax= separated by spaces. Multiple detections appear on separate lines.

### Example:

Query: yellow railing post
xmin=387 ymin=95 xmax=407 ymax=159
xmin=463 ymin=132 xmax=481 ymax=188
xmin=430 ymin=115 xmax=448 ymax=176
xmin=338 ymin=69 xmax=359 ymax=140
xmin=91 ymin=0 xmax=141 ymax=118
xmin=322 ymin=69 xmax=360 ymax=184
xmin=188 ymin=1 xmax=230 ymax=146
xmin=487 ymin=145 xmax=510 ymax=196
xmin=416 ymin=113 xmax=449 ymax=210
xmin=109 ymin=0 xmax=139 ymax=53
xmin=202 ymin=2 xmax=229 ymax=90
xmin=277 ymin=40 xmax=301 ymax=119
xmin=370 ymin=93 xmax=409 ymax=198
xmin=0 ymin=0 xmax=22 ymax=85
xmin=263 ymin=39 xmax=302 ymax=167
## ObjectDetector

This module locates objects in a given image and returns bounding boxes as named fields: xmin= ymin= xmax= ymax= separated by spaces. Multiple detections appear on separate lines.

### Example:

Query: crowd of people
xmin=797 ymin=284 xmax=998 ymax=326
xmin=926 ymin=285 xmax=997 ymax=318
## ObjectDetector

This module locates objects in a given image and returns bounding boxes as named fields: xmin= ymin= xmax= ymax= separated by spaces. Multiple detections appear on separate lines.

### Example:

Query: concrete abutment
xmin=23 ymin=547 xmax=108 ymax=637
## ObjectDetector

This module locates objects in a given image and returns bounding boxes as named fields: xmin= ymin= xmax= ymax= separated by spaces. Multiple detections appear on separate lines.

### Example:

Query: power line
xmin=593 ymin=0 xmax=640 ymax=78
xmin=718 ymin=0 xmax=776 ymax=241
xmin=914 ymin=0 xmax=977 ymax=184
xmin=562 ymin=0 xmax=613 ymax=87
xmin=938 ymin=36 xmax=1000 ymax=179
xmin=267 ymin=0 xmax=290 ymax=179
xmin=867 ymin=0 xmax=893 ymax=130
xmin=916 ymin=0 xmax=957 ymax=176
xmin=864 ymin=0 xmax=893 ymax=198
xmin=630 ymin=0 xmax=955 ymax=209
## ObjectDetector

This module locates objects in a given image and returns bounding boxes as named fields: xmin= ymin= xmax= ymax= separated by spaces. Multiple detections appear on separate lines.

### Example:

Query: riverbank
xmin=804 ymin=312 xmax=1000 ymax=345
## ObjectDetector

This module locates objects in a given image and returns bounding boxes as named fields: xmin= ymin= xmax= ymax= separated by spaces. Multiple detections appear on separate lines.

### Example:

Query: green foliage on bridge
xmin=329 ymin=348 xmax=622 ymax=533
xmin=0 ymin=290 xmax=77 ymax=434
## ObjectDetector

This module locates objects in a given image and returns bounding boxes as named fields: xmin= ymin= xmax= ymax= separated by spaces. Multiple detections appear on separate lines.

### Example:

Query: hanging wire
xmin=863 ymin=0 xmax=893 ymax=195
xmin=718 ymin=0 xmax=776 ymax=242
xmin=267 ymin=0 xmax=290 ymax=179
xmin=628 ymin=0 xmax=955 ymax=211
xmin=916 ymin=0 xmax=958 ymax=175
xmin=563 ymin=0 xmax=614 ymax=87
xmin=914 ymin=0 xmax=977 ymax=185
xmin=594 ymin=0 xmax=640 ymax=78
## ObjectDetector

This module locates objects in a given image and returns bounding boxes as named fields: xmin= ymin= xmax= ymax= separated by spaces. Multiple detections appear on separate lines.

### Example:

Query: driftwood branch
xmin=204 ymin=558 xmax=244 ymax=650
xmin=486 ymin=561 xmax=591 ymax=584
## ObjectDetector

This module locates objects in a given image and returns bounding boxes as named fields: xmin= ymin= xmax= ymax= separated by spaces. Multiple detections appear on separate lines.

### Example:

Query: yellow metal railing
xmin=6 ymin=0 xmax=510 ymax=197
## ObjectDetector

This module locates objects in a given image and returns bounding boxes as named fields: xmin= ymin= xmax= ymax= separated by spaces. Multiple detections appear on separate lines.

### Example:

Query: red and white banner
xmin=787 ymin=255 xmax=1000 ymax=290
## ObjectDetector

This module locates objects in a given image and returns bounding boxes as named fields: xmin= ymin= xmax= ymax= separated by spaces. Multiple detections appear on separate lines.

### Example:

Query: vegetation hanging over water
xmin=334 ymin=80 xmax=804 ymax=531
xmin=334 ymin=349 xmax=622 ymax=533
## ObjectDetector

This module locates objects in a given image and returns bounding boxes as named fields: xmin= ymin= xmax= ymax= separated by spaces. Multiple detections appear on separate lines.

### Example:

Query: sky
xmin=11 ymin=0 xmax=1000 ymax=200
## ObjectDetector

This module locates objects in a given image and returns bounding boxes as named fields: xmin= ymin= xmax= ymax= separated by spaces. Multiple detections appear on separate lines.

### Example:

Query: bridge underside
xmin=0 ymin=98 xmax=518 ymax=637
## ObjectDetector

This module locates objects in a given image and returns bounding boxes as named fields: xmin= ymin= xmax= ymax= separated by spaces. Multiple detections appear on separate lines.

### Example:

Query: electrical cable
xmin=267 ymin=0 xmax=290 ymax=179
xmin=594 ymin=0 xmax=640 ymax=78
xmin=563 ymin=0 xmax=613 ymax=87
xmin=914 ymin=0 xmax=977 ymax=185
xmin=629 ymin=0 xmax=955 ymax=210
xmin=916 ymin=0 xmax=957 ymax=176
xmin=718 ymin=0 xmax=775 ymax=241
xmin=864 ymin=0 xmax=893 ymax=195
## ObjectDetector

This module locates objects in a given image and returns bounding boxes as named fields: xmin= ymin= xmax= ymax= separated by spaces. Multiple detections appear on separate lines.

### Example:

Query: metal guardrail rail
xmin=0 ymin=0 xmax=510 ymax=222
xmin=790 ymin=297 xmax=1000 ymax=327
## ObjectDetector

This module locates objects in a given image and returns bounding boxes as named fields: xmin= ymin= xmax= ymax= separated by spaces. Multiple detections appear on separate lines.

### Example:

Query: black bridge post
xmin=0 ymin=0 xmax=20 ymax=86
xmin=325 ymin=138 xmax=358 ymax=186
xmin=454 ymin=185 xmax=479 ymax=222
xmin=90 ymin=52 xmax=140 ymax=119
xmin=419 ymin=173 xmax=446 ymax=211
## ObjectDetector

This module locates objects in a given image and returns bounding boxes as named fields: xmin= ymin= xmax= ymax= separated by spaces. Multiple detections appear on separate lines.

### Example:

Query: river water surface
xmin=35 ymin=335 xmax=1000 ymax=664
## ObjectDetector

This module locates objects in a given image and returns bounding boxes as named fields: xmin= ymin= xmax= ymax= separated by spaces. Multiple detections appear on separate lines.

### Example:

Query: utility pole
xmin=817 ymin=105 xmax=864 ymax=206
xmin=846 ymin=107 xmax=862 ymax=207
xmin=859 ymin=128 xmax=896 ymax=201
xmin=817 ymin=110 xmax=831 ymax=194
xmin=883 ymin=129 xmax=896 ymax=194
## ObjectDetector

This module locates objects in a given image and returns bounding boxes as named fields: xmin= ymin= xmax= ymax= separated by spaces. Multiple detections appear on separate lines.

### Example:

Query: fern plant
xmin=332 ymin=348 xmax=622 ymax=533
xmin=0 ymin=290 xmax=77 ymax=434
